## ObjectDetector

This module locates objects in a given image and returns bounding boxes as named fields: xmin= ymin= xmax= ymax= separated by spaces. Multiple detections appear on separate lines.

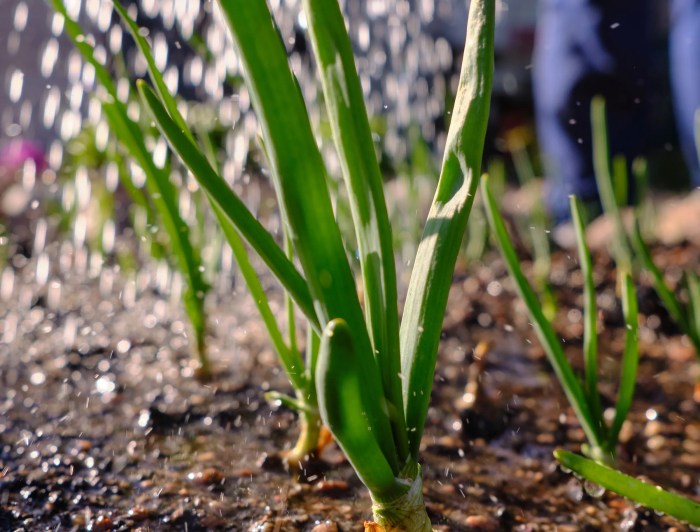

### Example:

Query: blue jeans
xmin=533 ymin=0 xmax=700 ymax=222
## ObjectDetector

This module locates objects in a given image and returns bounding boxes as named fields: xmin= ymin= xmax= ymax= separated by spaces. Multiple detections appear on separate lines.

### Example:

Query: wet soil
xmin=1 ymin=234 xmax=699 ymax=531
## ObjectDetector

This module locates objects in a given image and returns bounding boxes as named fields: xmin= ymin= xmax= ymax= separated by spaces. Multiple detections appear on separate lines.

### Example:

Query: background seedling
xmin=632 ymin=221 xmax=700 ymax=358
xmin=483 ymin=182 xmax=639 ymax=464
xmin=51 ymin=0 xmax=212 ymax=377
xmin=591 ymin=96 xmax=635 ymax=283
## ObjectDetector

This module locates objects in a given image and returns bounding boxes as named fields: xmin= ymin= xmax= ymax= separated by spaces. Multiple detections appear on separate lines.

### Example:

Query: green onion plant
xmin=116 ymin=0 xmax=494 ymax=526
xmin=592 ymin=99 xmax=700 ymax=366
xmin=555 ymin=450 xmax=700 ymax=526
xmin=483 ymin=183 xmax=639 ymax=465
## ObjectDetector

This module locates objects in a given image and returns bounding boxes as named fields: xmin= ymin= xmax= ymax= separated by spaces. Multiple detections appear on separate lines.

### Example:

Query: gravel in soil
xmin=1 ymin=238 xmax=698 ymax=531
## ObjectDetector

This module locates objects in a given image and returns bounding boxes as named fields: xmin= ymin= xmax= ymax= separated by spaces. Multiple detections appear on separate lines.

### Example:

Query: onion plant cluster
xmin=592 ymin=98 xmax=700 ymax=360
xmin=485 ymin=128 xmax=700 ymax=524
xmin=56 ymin=0 xmax=495 ymax=527
xmin=483 ymin=182 xmax=640 ymax=466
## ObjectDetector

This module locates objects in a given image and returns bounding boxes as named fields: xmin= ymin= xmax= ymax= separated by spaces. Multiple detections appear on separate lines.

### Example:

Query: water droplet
xmin=583 ymin=480 xmax=605 ymax=498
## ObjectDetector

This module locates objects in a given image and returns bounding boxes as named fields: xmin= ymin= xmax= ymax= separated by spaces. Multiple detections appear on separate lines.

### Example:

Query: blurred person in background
xmin=533 ymin=0 xmax=700 ymax=224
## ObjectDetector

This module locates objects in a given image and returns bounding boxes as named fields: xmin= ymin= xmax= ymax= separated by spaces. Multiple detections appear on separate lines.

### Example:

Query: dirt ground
xmin=0 ymin=207 xmax=699 ymax=531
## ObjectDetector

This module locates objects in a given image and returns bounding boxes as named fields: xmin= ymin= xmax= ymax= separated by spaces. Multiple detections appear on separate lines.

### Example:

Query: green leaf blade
xmin=608 ymin=273 xmax=639 ymax=449
xmin=631 ymin=221 xmax=692 ymax=338
xmin=137 ymin=81 xmax=319 ymax=331
xmin=555 ymin=450 xmax=700 ymax=526
xmin=112 ymin=0 xmax=195 ymax=145
xmin=570 ymin=196 xmax=604 ymax=435
xmin=302 ymin=0 xmax=406 ymax=461
xmin=214 ymin=204 xmax=306 ymax=391
xmin=400 ymin=0 xmax=495 ymax=459
xmin=591 ymin=97 xmax=633 ymax=277
xmin=316 ymin=319 xmax=407 ymax=500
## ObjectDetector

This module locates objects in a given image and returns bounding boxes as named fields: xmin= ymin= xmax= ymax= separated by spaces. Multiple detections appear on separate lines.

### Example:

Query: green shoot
xmin=555 ymin=450 xmax=700 ymax=527
xmin=464 ymin=157 xmax=503 ymax=262
xmin=591 ymin=96 xmax=634 ymax=281
xmin=632 ymin=220 xmax=700 ymax=357
xmin=483 ymin=181 xmax=640 ymax=464
xmin=632 ymin=157 xmax=655 ymax=241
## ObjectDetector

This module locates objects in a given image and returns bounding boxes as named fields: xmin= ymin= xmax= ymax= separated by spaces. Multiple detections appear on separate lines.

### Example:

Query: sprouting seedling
xmin=632 ymin=220 xmax=700 ymax=358
xmin=50 ymin=0 xmax=212 ymax=378
xmin=483 ymin=182 xmax=639 ymax=465
xmin=506 ymin=128 xmax=557 ymax=320
xmin=131 ymin=0 xmax=493 ymax=526
xmin=591 ymin=96 xmax=634 ymax=282
xmin=555 ymin=450 xmax=700 ymax=526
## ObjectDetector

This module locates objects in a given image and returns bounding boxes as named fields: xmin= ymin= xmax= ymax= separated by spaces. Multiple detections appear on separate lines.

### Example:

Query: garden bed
xmin=1 ymin=236 xmax=697 ymax=531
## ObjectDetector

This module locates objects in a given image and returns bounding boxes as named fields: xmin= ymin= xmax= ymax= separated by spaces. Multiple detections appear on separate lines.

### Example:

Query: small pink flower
xmin=0 ymin=139 xmax=47 ymax=175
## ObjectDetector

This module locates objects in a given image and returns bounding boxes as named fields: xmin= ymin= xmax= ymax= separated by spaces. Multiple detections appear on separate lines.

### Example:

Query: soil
xmin=1 ymin=217 xmax=699 ymax=531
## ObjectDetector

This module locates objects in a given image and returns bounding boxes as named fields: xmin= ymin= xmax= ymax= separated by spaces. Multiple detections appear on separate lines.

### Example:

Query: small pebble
xmin=196 ymin=451 xmax=217 ymax=463
xmin=89 ymin=514 xmax=113 ymax=531
xmin=128 ymin=505 xmax=154 ymax=521
xmin=313 ymin=480 xmax=350 ymax=494
xmin=73 ymin=439 xmax=92 ymax=452
xmin=188 ymin=467 xmax=224 ymax=486
xmin=465 ymin=514 xmax=499 ymax=530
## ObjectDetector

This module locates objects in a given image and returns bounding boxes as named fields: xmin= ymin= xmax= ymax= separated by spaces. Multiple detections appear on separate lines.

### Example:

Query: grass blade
xmin=483 ymin=176 xmax=603 ymax=451
xmin=608 ymin=273 xmax=639 ymax=449
xmin=554 ymin=450 xmax=700 ymax=526
xmin=400 ymin=0 xmax=495 ymax=459
xmin=570 ymin=196 xmax=604 ymax=434
xmin=302 ymin=0 xmax=406 ymax=462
